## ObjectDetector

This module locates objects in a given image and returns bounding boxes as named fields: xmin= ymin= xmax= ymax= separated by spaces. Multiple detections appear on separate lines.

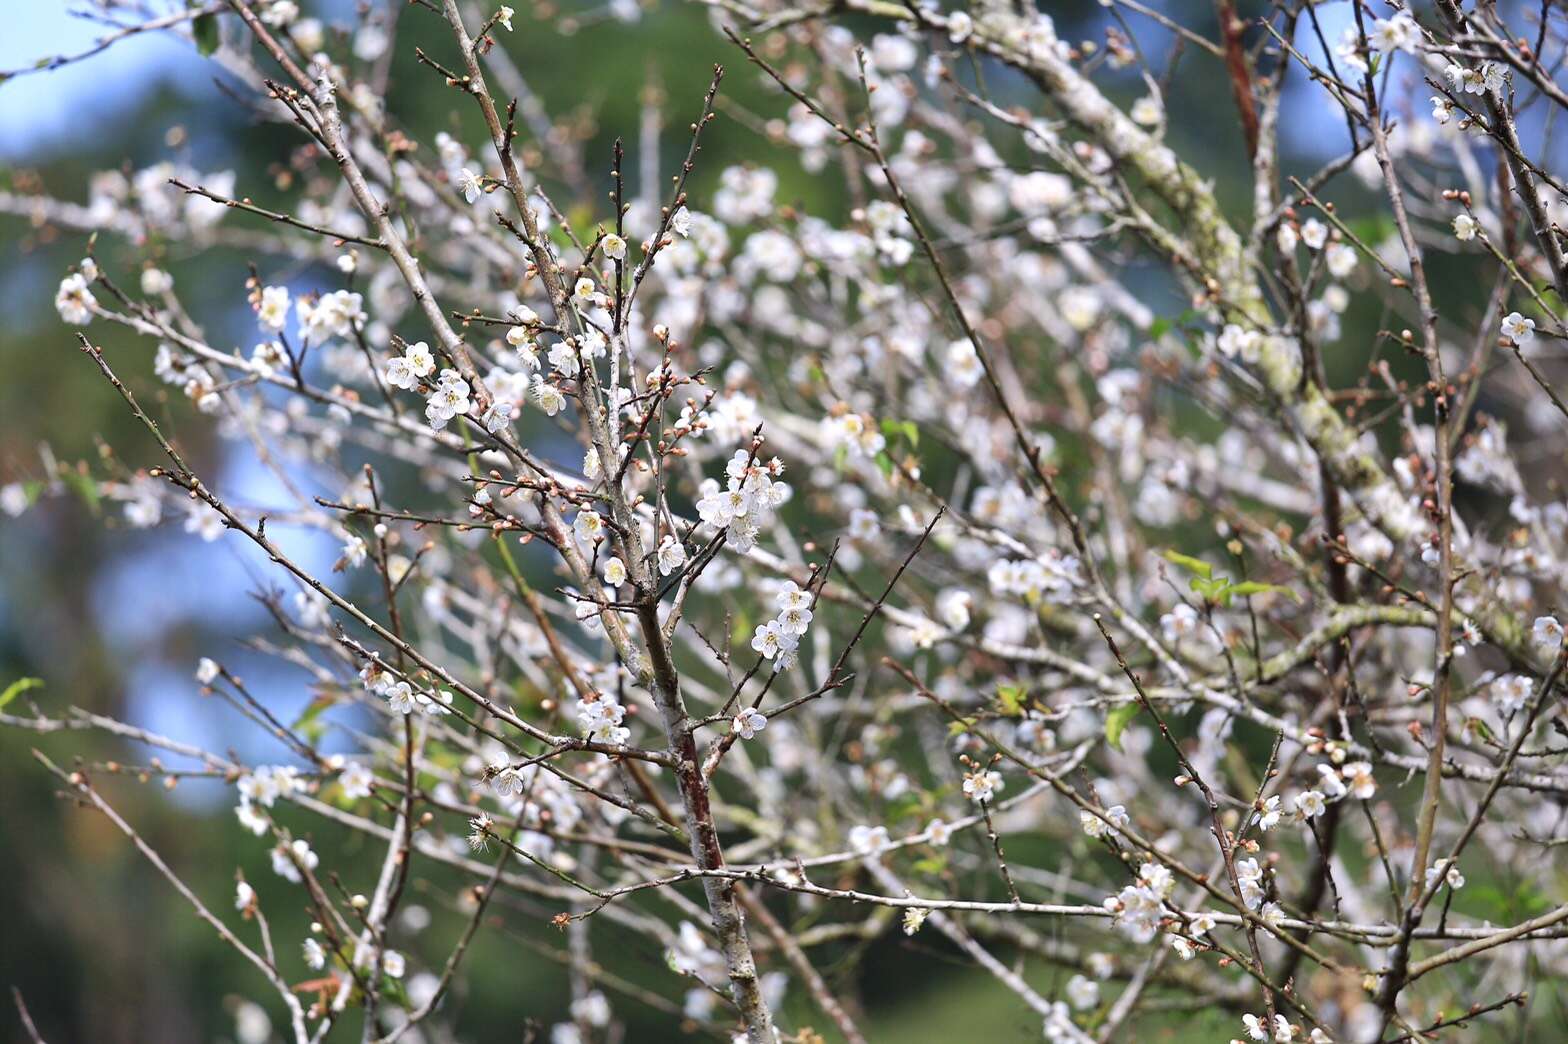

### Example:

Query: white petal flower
xmin=733 ymin=707 xmax=767 ymax=739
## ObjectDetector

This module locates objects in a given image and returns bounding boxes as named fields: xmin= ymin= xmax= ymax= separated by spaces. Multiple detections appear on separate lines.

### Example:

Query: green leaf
xmin=291 ymin=690 xmax=339 ymax=743
xmin=880 ymin=418 xmax=919 ymax=447
xmin=1190 ymin=576 xmax=1229 ymax=603
xmin=885 ymin=793 xmax=923 ymax=822
xmin=1105 ymin=702 xmax=1141 ymax=752
xmin=1348 ymin=214 xmax=1397 ymax=247
xmin=996 ymin=684 xmax=1027 ymax=717
xmin=60 ymin=470 xmax=100 ymax=516
xmin=0 ymin=677 xmax=43 ymax=711
xmin=1150 ymin=308 xmax=1202 ymax=341
xmin=1162 ymin=549 xmax=1213 ymax=580
xmin=1465 ymin=716 xmax=1496 ymax=744
xmin=873 ymin=452 xmax=894 ymax=478
xmin=1225 ymin=581 xmax=1300 ymax=603
xmin=193 ymin=12 xmax=220 ymax=56
xmin=946 ymin=717 xmax=976 ymax=738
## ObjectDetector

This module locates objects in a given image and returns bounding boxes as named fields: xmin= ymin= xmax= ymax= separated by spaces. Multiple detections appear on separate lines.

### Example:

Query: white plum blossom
xmin=480 ymin=397 xmax=515 ymax=434
xmin=1370 ymin=13 xmax=1419 ymax=54
xmin=578 ymin=696 xmax=630 ymax=745
xmin=1300 ymin=218 xmax=1329 ymax=250
xmin=962 ymin=768 xmax=1002 ymax=804
xmin=339 ymin=760 xmax=373 ymax=799
xmin=1065 ymin=974 xmax=1099 ymax=1010
xmin=601 ymin=556 xmax=627 ymax=588
xmin=1106 ymin=862 xmax=1177 ymax=943
xmin=656 ymin=535 xmax=687 ymax=576
xmin=1533 ymin=615 xmax=1564 ymax=651
xmin=847 ymin=507 xmax=879 ymax=542
xmin=1325 ymin=242 xmax=1358 ymax=277
xmin=424 ymin=370 xmax=471 ymax=430
xmin=533 ymin=375 xmax=566 ymax=416
xmin=749 ymin=620 xmax=797 ymax=669
xmin=1491 ymin=674 xmax=1533 ymax=715
xmin=295 ymin=289 xmax=365 ymax=344
xmin=256 ymin=285 xmax=290 ymax=331
xmin=386 ymin=681 xmax=417 ymax=715
xmin=0 ymin=484 xmax=28 ymax=518
xmin=1160 ymin=603 xmax=1200 ymax=644
xmin=1501 ymin=311 xmax=1536 ymax=344
xmin=55 ymin=273 xmax=96 ymax=324
xmin=1080 ymin=804 xmax=1129 ymax=838
xmin=733 ymin=707 xmax=767 ymax=739
xmin=847 ymin=824 xmax=889 ymax=854
xmin=1424 ymin=858 xmax=1466 ymax=891
xmin=140 ymin=267 xmax=173 ymax=294
xmin=271 ymin=839 xmax=318 ymax=883
xmin=1342 ymin=761 xmax=1377 ymax=800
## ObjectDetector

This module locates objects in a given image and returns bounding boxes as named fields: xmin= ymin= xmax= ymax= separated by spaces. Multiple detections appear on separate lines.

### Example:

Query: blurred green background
xmin=0 ymin=1 xmax=1532 ymax=1041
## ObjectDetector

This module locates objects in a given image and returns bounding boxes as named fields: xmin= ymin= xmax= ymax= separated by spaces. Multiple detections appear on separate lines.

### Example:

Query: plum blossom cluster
xmin=576 ymin=692 xmax=630 ymax=745
xmin=295 ymin=289 xmax=366 ymax=345
xmin=234 ymin=764 xmax=309 ymax=837
xmin=1105 ymin=861 xmax=1176 ymax=944
xmin=748 ymin=578 xmax=814 ymax=672
xmin=359 ymin=658 xmax=453 ymax=717
xmin=8 ymin=1 xmax=1568 ymax=1042
xmin=696 ymin=448 xmax=791 ymax=555
xmin=422 ymin=369 xmax=472 ymax=431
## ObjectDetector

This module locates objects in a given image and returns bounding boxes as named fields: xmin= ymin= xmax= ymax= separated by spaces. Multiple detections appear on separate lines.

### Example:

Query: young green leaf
xmin=1105 ymin=702 xmax=1141 ymax=752
xmin=996 ymin=684 xmax=1027 ymax=717
xmin=1225 ymin=580 xmax=1300 ymax=603
xmin=0 ymin=676 xmax=43 ymax=711
xmin=1162 ymin=549 xmax=1213 ymax=580
xmin=194 ymin=12 xmax=220 ymax=56
xmin=1189 ymin=576 xmax=1230 ymax=603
